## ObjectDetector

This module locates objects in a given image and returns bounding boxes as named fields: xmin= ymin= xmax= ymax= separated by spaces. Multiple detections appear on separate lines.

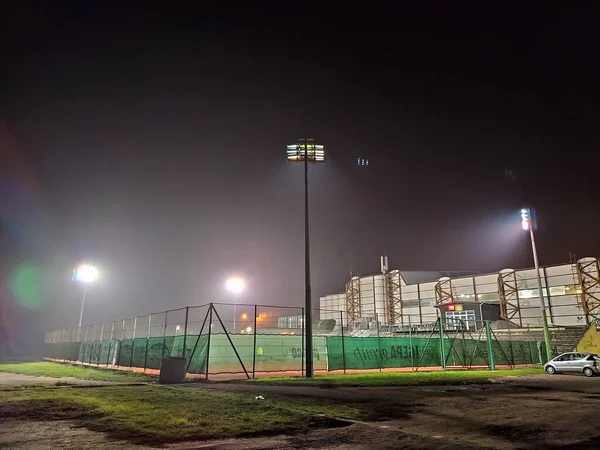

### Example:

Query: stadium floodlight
xmin=521 ymin=208 xmax=530 ymax=230
xmin=286 ymin=138 xmax=325 ymax=378
xmin=246 ymin=326 xmax=252 ymax=333
xmin=225 ymin=276 xmax=245 ymax=333
xmin=73 ymin=263 xmax=99 ymax=328
xmin=286 ymin=142 xmax=325 ymax=162
xmin=225 ymin=277 xmax=245 ymax=294
xmin=521 ymin=208 xmax=552 ymax=362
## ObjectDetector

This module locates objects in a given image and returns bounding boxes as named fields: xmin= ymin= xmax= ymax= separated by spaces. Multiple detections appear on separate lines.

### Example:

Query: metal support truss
xmin=577 ymin=257 xmax=600 ymax=324
xmin=434 ymin=277 xmax=455 ymax=305
xmin=497 ymin=269 xmax=523 ymax=326
xmin=345 ymin=276 xmax=362 ymax=322
xmin=385 ymin=270 xmax=403 ymax=325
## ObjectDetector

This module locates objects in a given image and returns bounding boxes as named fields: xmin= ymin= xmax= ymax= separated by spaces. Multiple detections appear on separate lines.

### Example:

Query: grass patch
xmin=0 ymin=385 xmax=358 ymax=442
xmin=0 ymin=362 xmax=155 ymax=382
xmin=248 ymin=368 xmax=543 ymax=387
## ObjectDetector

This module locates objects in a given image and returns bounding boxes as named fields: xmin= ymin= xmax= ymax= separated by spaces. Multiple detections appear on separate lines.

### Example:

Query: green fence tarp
xmin=45 ymin=332 xmax=542 ymax=373
xmin=326 ymin=336 xmax=447 ymax=370
xmin=192 ymin=334 xmax=327 ymax=374
xmin=144 ymin=336 xmax=174 ymax=370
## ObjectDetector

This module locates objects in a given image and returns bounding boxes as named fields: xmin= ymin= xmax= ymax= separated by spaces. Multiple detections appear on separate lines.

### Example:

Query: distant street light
xmin=73 ymin=263 xmax=99 ymax=329
xmin=521 ymin=208 xmax=553 ymax=362
xmin=286 ymin=138 xmax=325 ymax=378
xmin=225 ymin=276 xmax=245 ymax=333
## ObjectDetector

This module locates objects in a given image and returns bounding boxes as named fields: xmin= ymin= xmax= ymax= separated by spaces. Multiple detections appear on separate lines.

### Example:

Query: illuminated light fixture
xmin=521 ymin=208 xmax=530 ymax=230
xmin=246 ymin=326 xmax=252 ymax=333
xmin=225 ymin=277 xmax=245 ymax=294
xmin=73 ymin=264 xmax=99 ymax=283
xmin=241 ymin=313 xmax=248 ymax=320
xmin=447 ymin=304 xmax=456 ymax=311
xmin=286 ymin=141 xmax=325 ymax=162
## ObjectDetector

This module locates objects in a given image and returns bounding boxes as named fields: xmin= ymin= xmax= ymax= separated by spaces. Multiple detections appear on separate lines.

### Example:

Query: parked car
xmin=544 ymin=352 xmax=600 ymax=377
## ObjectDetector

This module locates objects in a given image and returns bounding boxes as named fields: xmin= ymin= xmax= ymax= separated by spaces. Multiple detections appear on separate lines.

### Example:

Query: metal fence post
xmin=99 ymin=323 xmax=104 ymax=342
xmin=252 ymin=305 xmax=258 ymax=379
xmin=507 ymin=325 xmax=515 ymax=367
xmin=182 ymin=307 xmax=189 ymax=358
xmin=340 ymin=310 xmax=346 ymax=374
xmin=144 ymin=314 xmax=151 ymax=371
xmin=106 ymin=340 xmax=112 ymax=366
xmin=439 ymin=318 xmax=447 ymax=371
xmin=130 ymin=316 xmax=137 ymax=368
xmin=485 ymin=321 xmax=496 ymax=371
xmin=161 ymin=311 xmax=169 ymax=364
xmin=301 ymin=307 xmax=305 ymax=376
xmin=206 ymin=304 xmax=213 ymax=380
xmin=409 ymin=315 xmax=414 ymax=371
xmin=110 ymin=321 xmax=115 ymax=341
xmin=376 ymin=312 xmax=382 ymax=372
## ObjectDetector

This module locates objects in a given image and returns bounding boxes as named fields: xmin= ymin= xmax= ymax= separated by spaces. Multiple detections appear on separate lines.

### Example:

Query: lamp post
xmin=521 ymin=208 xmax=553 ymax=362
xmin=286 ymin=138 xmax=325 ymax=378
xmin=73 ymin=263 xmax=99 ymax=338
xmin=225 ymin=277 xmax=245 ymax=333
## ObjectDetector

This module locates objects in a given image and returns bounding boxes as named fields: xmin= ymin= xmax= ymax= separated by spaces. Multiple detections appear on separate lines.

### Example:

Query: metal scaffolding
xmin=497 ymin=269 xmax=523 ymax=326
xmin=345 ymin=276 xmax=362 ymax=322
xmin=385 ymin=270 xmax=403 ymax=325
xmin=577 ymin=257 xmax=600 ymax=324
xmin=434 ymin=277 xmax=455 ymax=305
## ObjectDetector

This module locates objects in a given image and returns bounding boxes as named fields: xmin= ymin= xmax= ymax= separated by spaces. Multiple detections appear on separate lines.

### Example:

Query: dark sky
xmin=1 ymin=4 xmax=600 ymax=336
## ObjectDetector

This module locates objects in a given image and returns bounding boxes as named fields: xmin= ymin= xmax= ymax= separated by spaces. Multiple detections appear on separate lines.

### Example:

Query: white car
xmin=544 ymin=352 xmax=600 ymax=377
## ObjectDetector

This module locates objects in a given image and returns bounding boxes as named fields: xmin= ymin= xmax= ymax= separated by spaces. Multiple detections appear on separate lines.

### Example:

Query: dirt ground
xmin=0 ymin=371 xmax=136 ymax=386
xmin=1 ymin=375 xmax=599 ymax=449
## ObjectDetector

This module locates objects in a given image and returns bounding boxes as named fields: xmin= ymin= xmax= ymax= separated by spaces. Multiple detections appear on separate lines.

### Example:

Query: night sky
xmin=1 ymin=5 xmax=600 ymax=347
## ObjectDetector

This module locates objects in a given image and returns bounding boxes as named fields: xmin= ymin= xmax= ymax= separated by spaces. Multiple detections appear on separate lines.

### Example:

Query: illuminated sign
xmin=446 ymin=304 xmax=463 ymax=312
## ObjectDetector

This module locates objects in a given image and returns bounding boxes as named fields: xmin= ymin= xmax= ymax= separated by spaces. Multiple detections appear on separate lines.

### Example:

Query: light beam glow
xmin=73 ymin=263 xmax=99 ymax=283
xmin=225 ymin=276 xmax=245 ymax=294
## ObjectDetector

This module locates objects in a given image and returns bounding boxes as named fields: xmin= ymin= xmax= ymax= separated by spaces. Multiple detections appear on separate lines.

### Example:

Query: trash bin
xmin=159 ymin=357 xmax=187 ymax=384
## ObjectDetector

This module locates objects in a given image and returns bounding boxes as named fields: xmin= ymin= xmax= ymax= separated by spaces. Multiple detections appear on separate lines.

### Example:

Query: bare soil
xmin=1 ymin=375 xmax=599 ymax=449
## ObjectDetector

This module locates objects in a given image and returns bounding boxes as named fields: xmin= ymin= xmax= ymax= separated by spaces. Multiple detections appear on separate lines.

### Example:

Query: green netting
xmin=45 ymin=342 xmax=81 ymax=361
xmin=201 ymin=334 xmax=327 ymax=374
xmin=327 ymin=336 xmax=447 ymax=370
xmin=186 ymin=335 xmax=208 ymax=374
xmin=46 ymin=329 xmax=542 ymax=374
xmin=117 ymin=339 xmax=133 ymax=366
xmin=131 ymin=338 xmax=148 ymax=368
xmin=145 ymin=337 xmax=174 ymax=370
xmin=449 ymin=338 xmax=541 ymax=367
xmin=99 ymin=341 xmax=116 ymax=365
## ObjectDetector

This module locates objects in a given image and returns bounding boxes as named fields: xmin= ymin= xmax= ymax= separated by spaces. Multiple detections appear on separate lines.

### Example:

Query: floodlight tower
xmin=286 ymin=138 xmax=325 ymax=378
xmin=521 ymin=208 xmax=553 ymax=362
xmin=73 ymin=263 xmax=99 ymax=329
xmin=225 ymin=276 xmax=245 ymax=333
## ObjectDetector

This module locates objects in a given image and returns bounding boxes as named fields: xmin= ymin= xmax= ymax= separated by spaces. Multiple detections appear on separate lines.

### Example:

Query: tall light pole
xmin=521 ymin=208 xmax=553 ymax=362
xmin=286 ymin=138 xmax=325 ymax=378
xmin=73 ymin=263 xmax=100 ymax=331
xmin=225 ymin=277 xmax=245 ymax=333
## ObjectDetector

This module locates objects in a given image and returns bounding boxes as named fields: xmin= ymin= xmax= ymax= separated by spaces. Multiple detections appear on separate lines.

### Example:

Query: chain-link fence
xmin=44 ymin=304 xmax=546 ymax=377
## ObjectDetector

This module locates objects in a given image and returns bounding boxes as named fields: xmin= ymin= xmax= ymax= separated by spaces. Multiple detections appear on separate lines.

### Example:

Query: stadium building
xmin=319 ymin=256 xmax=600 ymax=331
